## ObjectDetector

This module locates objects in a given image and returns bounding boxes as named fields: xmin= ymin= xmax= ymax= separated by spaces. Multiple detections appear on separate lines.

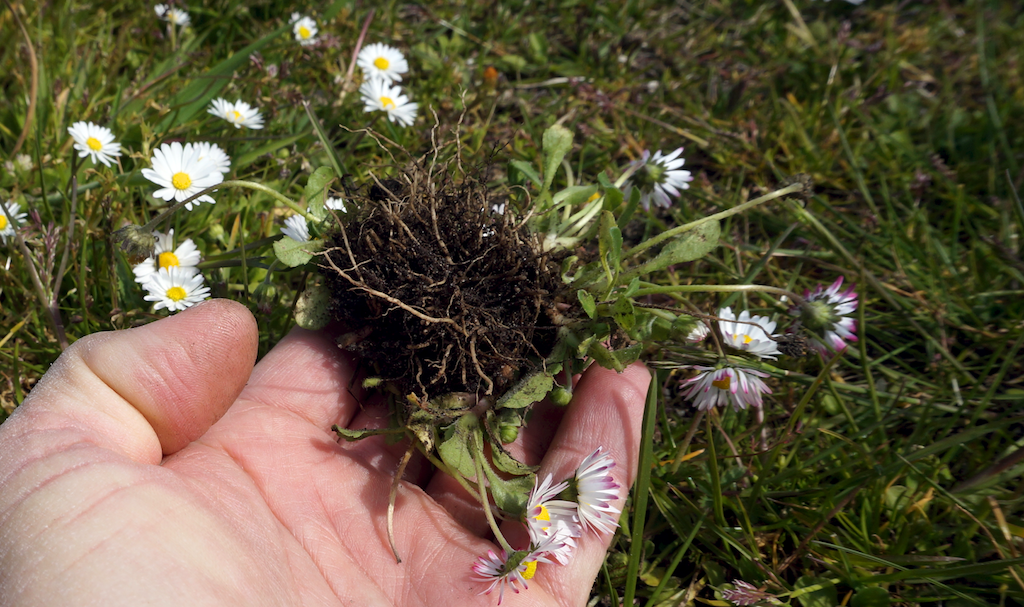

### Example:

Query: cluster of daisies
xmin=287 ymin=12 xmax=420 ymax=125
xmin=63 ymin=93 xmax=258 ymax=312
xmin=356 ymin=42 xmax=419 ymax=127
xmin=472 ymin=448 xmax=620 ymax=603
xmin=681 ymin=278 xmax=859 ymax=412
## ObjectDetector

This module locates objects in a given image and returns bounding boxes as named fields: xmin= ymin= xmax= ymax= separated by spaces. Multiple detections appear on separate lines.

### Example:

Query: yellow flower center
xmin=166 ymin=286 xmax=187 ymax=302
xmin=158 ymin=251 xmax=180 ymax=269
xmin=742 ymin=335 xmax=753 ymax=344
xmin=171 ymin=172 xmax=192 ymax=190
xmin=0 ymin=216 xmax=7 ymax=230
xmin=374 ymin=56 xmax=390 ymax=70
xmin=522 ymin=561 xmax=538 ymax=580
xmin=534 ymin=504 xmax=551 ymax=524
xmin=586 ymin=192 xmax=602 ymax=203
xmin=232 ymin=110 xmax=243 ymax=122
xmin=712 ymin=376 xmax=731 ymax=390
xmin=380 ymin=96 xmax=395 ymax=109
xmin=86 ymin=137 xmax=103 ymax=151
xmin=298 ymin=26 xmax=311 ymax=39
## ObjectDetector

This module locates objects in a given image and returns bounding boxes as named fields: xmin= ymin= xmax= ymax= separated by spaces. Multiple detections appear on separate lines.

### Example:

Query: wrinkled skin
xmin=0 ymin=300 xmax=649 ymax=606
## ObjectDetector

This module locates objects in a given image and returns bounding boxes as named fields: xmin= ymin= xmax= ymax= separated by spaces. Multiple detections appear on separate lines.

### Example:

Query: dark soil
xmin=320 ymin=164 xmax=572 ymax=404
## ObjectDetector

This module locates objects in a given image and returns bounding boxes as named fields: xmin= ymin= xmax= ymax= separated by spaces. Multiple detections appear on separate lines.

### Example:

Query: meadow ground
xmin=2 ymin=0 xmax=1023 ymax=605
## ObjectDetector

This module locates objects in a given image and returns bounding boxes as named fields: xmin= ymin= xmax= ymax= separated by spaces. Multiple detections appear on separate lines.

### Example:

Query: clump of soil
xmin=320 ymin=162 xmax=572 ymax=403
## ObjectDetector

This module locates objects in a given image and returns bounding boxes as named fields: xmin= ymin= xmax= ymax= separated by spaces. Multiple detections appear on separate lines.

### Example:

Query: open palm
xmin=0 ymin=300 xmax=649 ymax=606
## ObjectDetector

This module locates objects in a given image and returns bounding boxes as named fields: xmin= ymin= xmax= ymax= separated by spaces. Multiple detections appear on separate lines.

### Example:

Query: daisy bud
xmin=112 ymin=224 xmax=157 ymax=262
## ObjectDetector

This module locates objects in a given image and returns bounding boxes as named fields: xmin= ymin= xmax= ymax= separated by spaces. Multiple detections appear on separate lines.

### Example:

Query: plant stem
xmin=142 ymin=180 xmax=306 ymax=233
xmin=624 ymin=182 xmax=804 ymax=260
xmin=670 ymin=409 xmax=704 ymax=474
xmin=632 ymin=282 xmax=807 ymax=308
xmin=473 ymin=439 xmax=513 ymax=554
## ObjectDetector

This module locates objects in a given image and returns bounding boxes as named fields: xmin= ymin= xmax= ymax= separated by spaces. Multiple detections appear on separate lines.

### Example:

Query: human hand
xmin=0 ymin=299 xmax=649 ymax=606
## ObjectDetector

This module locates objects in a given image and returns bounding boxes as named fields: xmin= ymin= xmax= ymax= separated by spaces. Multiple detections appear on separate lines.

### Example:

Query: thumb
xmin=17 ymin=299 xmax=258 ymax=463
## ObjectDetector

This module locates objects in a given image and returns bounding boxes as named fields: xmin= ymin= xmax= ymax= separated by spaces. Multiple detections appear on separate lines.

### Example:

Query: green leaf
xmin=304 ymin=166 xmax=336 ymax=221
xmin=303 ymin=101 xmax=346 ymax=178
xmin=612 ymin=296 xmax=635 ymax=331
xmin=294 ymin=282 xmax=331 ymax=331
xmin=552 ymin=184 xmax=598 ymax=208
xmin=599 ymin=210 xmax=622 ymax=281
xmin=578 ymin=289 xmax=597 ymax=319
xmin=603 ymin=186 xmax=624 ymax=212
xmin=793 ymin=576 xmax=838 ymax=607
xmin=560 ymin=255 xmax=580 ymax=283
xmin=482 ymin=459 xmax=534 ymax=518
xmin=273 ymin=236 xmax=324 ymax=267
xmin=587 ymin=340 xmax=625 ymax=372
xmin=233 ymin=131 xmax=310 ymax=172
xmin=851 ymin=587 xmax=890 ymax=607
xmin=509 ymin=159 xmax=542 ymax=189
xmin=623 ymin=219 xmax=720 ymax=280
xmin=617 ymin=186 xmax=641 ymax=231
xmin=495 ymin=369 xmax=556 ymax=409
xmin=623 ymin=277 xmax=641 ymax=298
xmin=613 ymin=343 xmax=644 ymax=367
xmin=489 ymin=438 xmax=538 ymax=475
xmin=862 ymin=555 xmax=1024 ymax=583
xmin=333 ymin=425 xmax=404 ymax=441
xmin=542 ymin=124 xmax=573 ymax=192
xmin=438 ymin=414 xmax=480 ymax=481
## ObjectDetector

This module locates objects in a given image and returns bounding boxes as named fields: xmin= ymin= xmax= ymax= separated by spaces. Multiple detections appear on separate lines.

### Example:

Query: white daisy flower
xmin=571 ymin=447 xmax=621 ymax=535
xmin=155 ymin=4 xmax=190 ymax=26
xmin=281 ymin=215 xmax=310 ymax=242
xmin=0 ymin=201 xmax=28 ymax=245
xmin=143 ymin=266 xmax=210 ymax=312
xmin=292 ymin=15 xmax=318 ymax=46
xmin=194 ymin=141 xmax=231 ymax=175
xmin=67 ymin=121 xmax=121 ymax=167
xmin=793 ymin=276 xmax=858 ymax=356
xmin=525 ymin=474 xmax=580 ymax=552
xmin=132 ymin=229 xmax=201 ymax=285
xmin=718 ymin=306 xmax=781 ymax=360
xmin=470 ymin=533 xmax=567 ymax=604
xmin=685 ymin=320 xmax=710 ymax=343
xmin=356 ymin=43 xmax=409 ymax=83
xmin=630 ymin=148 xmax=693 ymax=210
xmin=141 ymin=142 xmax=224 ymax=210
xmin=325 ymin=197 xmax=347 ymax=211
xmin=208 ymin=98 xmax=264 ymax=130
xmin=359 ymin=78 xmax=418 ymax=127
xmin=680 ymin=365 xmax=772 ymax=411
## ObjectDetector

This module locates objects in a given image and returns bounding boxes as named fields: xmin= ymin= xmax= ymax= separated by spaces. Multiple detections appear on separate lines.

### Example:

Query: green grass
xmin=2 ymin=0 xmax=1024 ymax=604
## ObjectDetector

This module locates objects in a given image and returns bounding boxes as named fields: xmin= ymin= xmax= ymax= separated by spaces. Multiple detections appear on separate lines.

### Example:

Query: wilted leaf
xmin=294 ymin=282 xmax=330 ymax=330
xmin=495 ymin=369 xmax=555 ymax=409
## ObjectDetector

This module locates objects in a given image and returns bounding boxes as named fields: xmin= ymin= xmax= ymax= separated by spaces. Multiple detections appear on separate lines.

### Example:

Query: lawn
xmin=2 ymin=0 xmax=1023 ymax=605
